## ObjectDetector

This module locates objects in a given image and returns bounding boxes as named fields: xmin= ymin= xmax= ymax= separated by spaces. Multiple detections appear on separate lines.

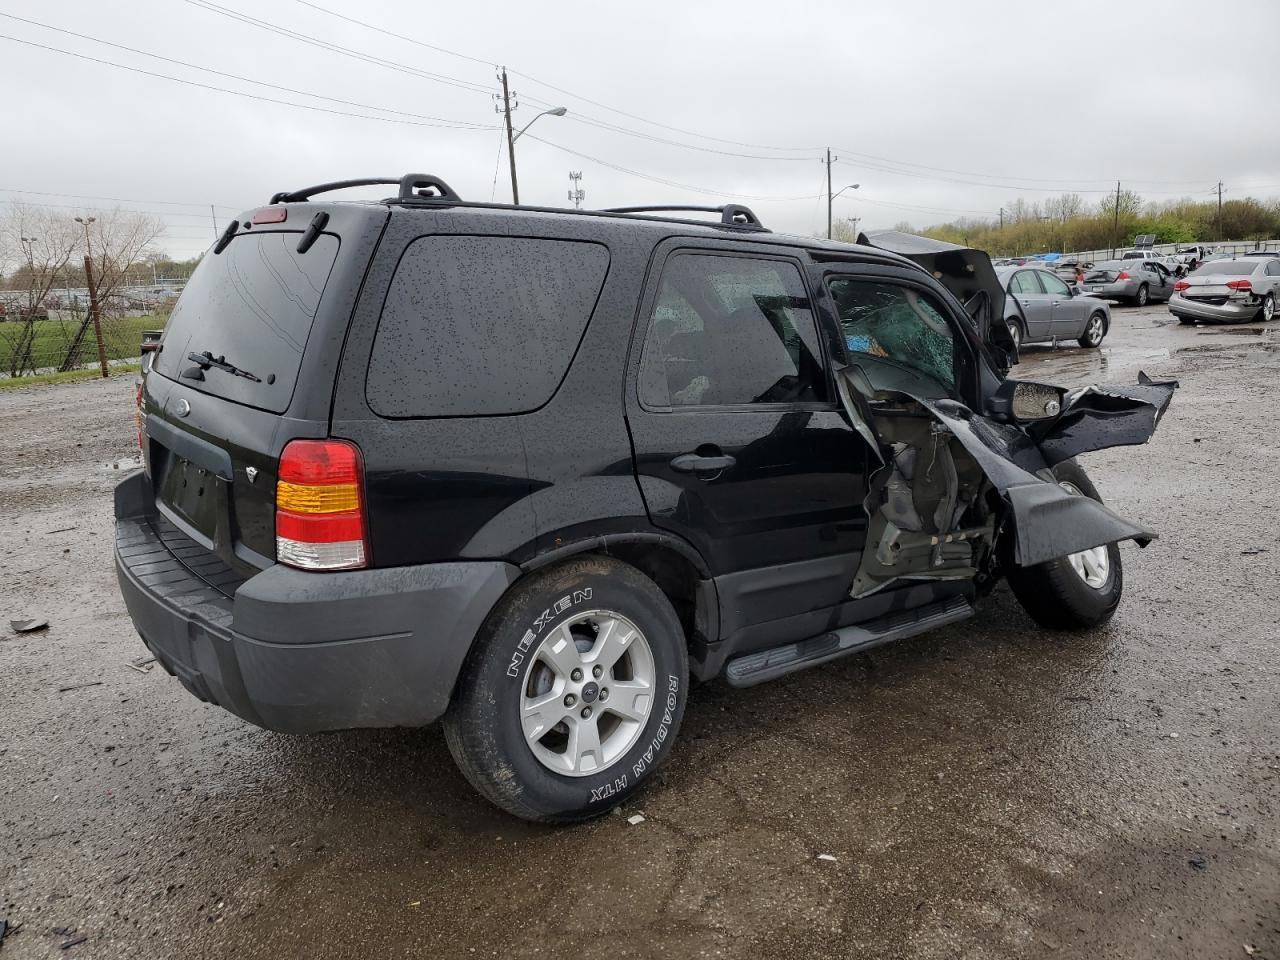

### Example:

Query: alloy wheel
xmin=1086 ymin=315 xmax=1104 ymax=345
xmin=1060 ymin=481 xmax=1112 ymax=589
xmin=519 ymin=610 xmax=656 ymax=777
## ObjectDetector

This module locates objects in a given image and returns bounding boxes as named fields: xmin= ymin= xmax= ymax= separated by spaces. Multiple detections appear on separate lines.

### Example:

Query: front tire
xmin=1006 ymin=460 xmax=1123 ymax=631
xmin=444 ymin=555 xmax=689 ymax=823
xmin=1077 ymin=312 xmax=1106 ymax=348
xmin=1176 ymin=315 xmax=1197 ymax=325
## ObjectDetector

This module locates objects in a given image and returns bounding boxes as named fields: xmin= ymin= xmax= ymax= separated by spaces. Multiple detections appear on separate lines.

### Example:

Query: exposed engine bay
xmin=838 ymin=367 xmax=1177 ymax=599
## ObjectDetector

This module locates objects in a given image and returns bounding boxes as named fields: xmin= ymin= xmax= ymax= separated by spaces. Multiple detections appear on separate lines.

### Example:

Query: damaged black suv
xmin=114 ymin=175 xmax=1175 ymax=822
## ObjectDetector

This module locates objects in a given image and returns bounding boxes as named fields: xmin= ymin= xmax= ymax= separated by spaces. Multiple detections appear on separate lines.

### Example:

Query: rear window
xmin=153 ymin=232 xmax=339 ymax=413
xmin=1194 ymin=260 xmax=1258 ymax=276
xmin=366 ymin=236 xmax=609 ymax=418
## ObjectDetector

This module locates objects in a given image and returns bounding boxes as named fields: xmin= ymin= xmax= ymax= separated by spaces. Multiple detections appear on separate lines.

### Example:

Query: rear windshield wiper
xmin=183 ymin=350 xmax=262 ymax=383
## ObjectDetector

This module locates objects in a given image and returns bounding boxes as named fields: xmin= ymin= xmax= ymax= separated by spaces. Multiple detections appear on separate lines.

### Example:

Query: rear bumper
xmin=1169 ymin=294 xmax=1259 ymax=322
xmin=1081 ymin=282 xmax=1136 ymax=300
xmin=114 ymin=471 xmax=518 ymax=734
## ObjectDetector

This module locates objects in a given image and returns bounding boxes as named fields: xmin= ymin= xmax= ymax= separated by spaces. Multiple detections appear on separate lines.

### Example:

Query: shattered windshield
xmin=829 ymin=279 xmax=958 ymax=396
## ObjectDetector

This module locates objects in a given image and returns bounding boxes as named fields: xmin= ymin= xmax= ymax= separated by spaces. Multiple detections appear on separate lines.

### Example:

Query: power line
xmin=0 ymin=33 xmax=495 ymax=131
xmin=0 ymin=186 xmax=239 ymax=211
xmin=0 ymin=12 xmax=492 ymax=128
xmin=181 ymin=0 xmax=494 ymax=96
xmin=521 ymin=133 xmax=822 ymax=202
xmin=289 ymin=0 xmax=823 ymax=155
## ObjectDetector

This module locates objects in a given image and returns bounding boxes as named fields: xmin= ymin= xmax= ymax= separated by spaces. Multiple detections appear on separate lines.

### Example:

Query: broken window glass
xmin=828 ymin=279 xmax=958 ymax=396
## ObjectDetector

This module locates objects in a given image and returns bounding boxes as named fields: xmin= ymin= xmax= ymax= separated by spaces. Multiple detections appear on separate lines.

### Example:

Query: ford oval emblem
xmin=174 ymin=398 xmax=191 ymax=418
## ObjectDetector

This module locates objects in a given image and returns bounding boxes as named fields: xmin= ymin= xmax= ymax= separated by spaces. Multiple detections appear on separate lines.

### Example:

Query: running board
xmin=723 ymin=596 xmax=974 ymax=688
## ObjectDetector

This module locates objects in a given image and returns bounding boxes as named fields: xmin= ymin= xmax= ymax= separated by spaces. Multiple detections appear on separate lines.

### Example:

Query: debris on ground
xmin=57 ymin=681 xmax=103 ymax=693
xmin=0 ymin=918 xmax=9 ymax=947
xmin=125 ymin=656 xmax=156 ymax=674
xmin=1188 ymin=855 xmax=1207 ymax=871
xmin=1240 ymin=547 xmax=1268 ymax=556
xmin=60 ymin=934 xmax=88 ymax=950
xmin=817 ymin=854 xmax=838 ymax=862
xmin=9 ymin=618 xmax=48 ymax=634
xmin=1244 ymin=945 xmax=1256 ymax=956
xmin=627 ymin=814 xmax=645 ymax=826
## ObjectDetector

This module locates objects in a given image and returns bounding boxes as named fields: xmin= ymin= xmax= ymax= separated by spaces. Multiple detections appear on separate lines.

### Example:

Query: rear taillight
xmin=1173 ymin=280 xmax=1190 ymax=291
xmin=1226 ymin=279 xmax=1252 ymax=290
xmin=1116 ymin=271 xmax=1131 ymax=280
xmin=275 ymin=439 xmax=368 ymax=571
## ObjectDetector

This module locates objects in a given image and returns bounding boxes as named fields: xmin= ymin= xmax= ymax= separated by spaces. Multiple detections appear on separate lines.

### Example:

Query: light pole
xmin=828 ymin=184 xmax=859 ymax=240
xmin=506 ymin=105 xmax=567 ymax=205
xmin=73 ymin=216 xmax=108 ymax=378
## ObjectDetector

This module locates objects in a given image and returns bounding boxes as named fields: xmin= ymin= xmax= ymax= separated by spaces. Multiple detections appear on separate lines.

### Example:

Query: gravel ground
xmin=1 ymin=305 xmax=1277 ymax=959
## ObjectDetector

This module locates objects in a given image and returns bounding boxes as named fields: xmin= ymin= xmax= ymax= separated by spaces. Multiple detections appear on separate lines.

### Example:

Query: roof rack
xmin=269 ymin=174 xmax=460 ymax=205
xmin=600 ymin=204 xmax=766 ymax=230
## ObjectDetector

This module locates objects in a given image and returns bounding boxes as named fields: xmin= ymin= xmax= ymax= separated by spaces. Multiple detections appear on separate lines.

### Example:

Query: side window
xmin=828 ymin=279 xmax=958 ymax=396
xmin=366 ymin=236 xmax=609 ymax=417
xmin=1266 ymin=261 xmax=1280 ymax=277
xmin=1039 ymin=271 xmax=1071 ymax=296
xmin=1011 ymin=271 xmax=1043 ymax=295
xmin=638 ymin=254 xmax=826 ymax=408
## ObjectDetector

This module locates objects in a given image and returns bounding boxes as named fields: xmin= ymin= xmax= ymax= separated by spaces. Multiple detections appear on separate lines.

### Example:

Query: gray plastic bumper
xmin=113 ymin=471 xmax=518 ymax=734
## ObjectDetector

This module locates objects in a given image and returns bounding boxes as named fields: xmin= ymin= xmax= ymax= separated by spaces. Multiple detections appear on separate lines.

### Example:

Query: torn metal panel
xmin=1031 ymin=373 xmax=1178 ymax=467
xmin=836 ymin=370 xmax=1176 ymax=579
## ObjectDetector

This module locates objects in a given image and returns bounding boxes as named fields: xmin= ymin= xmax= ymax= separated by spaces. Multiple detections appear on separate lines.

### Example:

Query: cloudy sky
xmin=2 ymin=0 xmax=1278 ymax=259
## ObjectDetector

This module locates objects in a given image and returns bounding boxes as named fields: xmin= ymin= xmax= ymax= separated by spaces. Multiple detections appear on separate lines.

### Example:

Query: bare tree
xmin=0 ymin=202 xmax=80 ymax=376
xmin=60 ymin=208 xmax=164 ymax=372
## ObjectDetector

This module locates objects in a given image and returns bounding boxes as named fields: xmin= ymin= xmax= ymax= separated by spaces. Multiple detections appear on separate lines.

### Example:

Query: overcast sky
xmin=3 ymin=0 xmax=1278 ymax=260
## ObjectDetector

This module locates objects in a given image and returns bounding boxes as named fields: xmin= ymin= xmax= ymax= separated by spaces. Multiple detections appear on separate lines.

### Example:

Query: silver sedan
xmin=1170 ymin=257 xmax=1280 ymax=324
xmin=995 ymin=266 xmax=1111 ymax=349
xmin=1080 ymin=259 xmax=1177 ymax=306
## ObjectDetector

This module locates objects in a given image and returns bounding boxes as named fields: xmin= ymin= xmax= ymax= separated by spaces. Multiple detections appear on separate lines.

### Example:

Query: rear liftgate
xmin=725 ymin=369 xmax=1176 ymax=687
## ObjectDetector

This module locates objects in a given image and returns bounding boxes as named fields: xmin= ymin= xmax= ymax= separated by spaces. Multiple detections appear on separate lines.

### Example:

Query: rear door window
xmin=153 ymin=232 xmax=340 ymax=413
xmin=1039 ymin=272 xmax=1071 ymax=296
xmin=366 ymin=236 xmax=609 ymax=418
xmin=637 ymin=253 xmax=826 ymax=408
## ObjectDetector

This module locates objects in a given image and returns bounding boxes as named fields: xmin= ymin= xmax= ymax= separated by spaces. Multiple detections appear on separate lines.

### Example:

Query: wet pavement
xmin=1 ymin=304 xmax=1277 ymax=959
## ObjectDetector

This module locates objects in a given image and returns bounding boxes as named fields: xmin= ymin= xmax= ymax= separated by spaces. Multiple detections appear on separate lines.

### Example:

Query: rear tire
xmin=1134 ymin=284 xmax=1149 ymax=307
xmin=1259 ymin=293 xmax=1275 ymax=322
xmin=1007 ymin=460 xmax=1124 ymax=631
xmin=444 ymin=555 xmax=689 ymax=823
xmin=1077 ymin=312 xmax=1106 ymax=348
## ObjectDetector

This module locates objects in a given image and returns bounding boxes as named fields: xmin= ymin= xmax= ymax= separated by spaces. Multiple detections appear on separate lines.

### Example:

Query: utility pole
xmin=567 ymin=171 xmax=584 ymax=210
xmin=1112 ymin=180 xmax=1121 ymax=259
xmin=210 ymin=205 xmax=219 ymax=240
xmin=825 ymin=148 xmax=834 ymax=240
xmin=999 ymin=207 xmax=1005 ymax=230
xmin=84 ymin=255 xmax=108 ymax=378
xmin=496 ymin=67 xmax=520 ymax=204
xmin=1217 ymin=181 xmax=1223 ymax=241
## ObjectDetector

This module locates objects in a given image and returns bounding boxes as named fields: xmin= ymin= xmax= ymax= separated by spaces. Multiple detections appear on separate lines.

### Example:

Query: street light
xmin=74 ymin=216 xmax=96 ymax=260
xmin=828 ymin=183 xmax=859 ymax=239
xmin=506 ymin=106 xmax=567 ymax=205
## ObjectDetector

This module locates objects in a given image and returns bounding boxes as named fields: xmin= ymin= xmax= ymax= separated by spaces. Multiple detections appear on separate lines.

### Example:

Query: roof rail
xmin=269 ymin=174 xmax=461 ymax=205
xmin=599 ymin=204 xmax=767 ymax=231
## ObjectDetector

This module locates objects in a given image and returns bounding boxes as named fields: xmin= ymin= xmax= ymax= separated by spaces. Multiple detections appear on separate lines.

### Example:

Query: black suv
xmin=114 ymin=175 xmax=1175 ymax=822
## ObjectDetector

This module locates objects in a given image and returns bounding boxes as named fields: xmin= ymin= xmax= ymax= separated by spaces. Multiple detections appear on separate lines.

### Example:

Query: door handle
xmin=671 ymin=453 xmax=736 ymax=473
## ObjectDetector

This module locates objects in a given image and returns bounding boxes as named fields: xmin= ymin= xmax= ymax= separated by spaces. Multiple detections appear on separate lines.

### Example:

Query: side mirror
xmin=988 ymin=379 xmax=1066 ymax=423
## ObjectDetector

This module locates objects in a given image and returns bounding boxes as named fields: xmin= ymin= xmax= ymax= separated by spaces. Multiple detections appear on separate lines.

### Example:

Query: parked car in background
xmin=1122 ymin=249 xmax=1184 ymax=275
xmin=1170 ymin=257 xmax=1280 ymax=324
xmin=996 ymin=265 xmax=1111 ymax=349
xmin=1081 ymin=259 xmax=1176 ymax=306
xmin=1175 ymin=245 xmax=1215 ymax=271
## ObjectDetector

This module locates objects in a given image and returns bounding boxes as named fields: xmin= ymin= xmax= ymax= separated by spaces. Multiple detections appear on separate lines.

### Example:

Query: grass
xmin=0 ymin=361 xmax=142 ymax=391
xmin=0 ymin=313 xmax=166 ymax=376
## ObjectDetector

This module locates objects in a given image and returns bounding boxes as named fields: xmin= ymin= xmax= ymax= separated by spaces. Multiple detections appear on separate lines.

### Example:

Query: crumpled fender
xmin=910 ymin=395 xmax=1159 ymax=566
xmin=1029 ymin=372 xmax=1178 ymax=467
xmin=838 ymin=371 xmax=1177 ymax=568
